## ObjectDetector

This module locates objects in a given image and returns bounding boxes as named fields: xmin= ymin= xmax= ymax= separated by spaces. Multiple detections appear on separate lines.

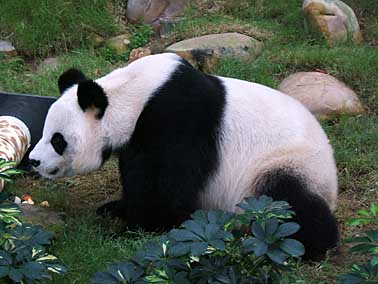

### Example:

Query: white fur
xmin=199 ymin=77 xmax=337 ymax=212
xmin=30 ymin=53 xmax=337 ymax=212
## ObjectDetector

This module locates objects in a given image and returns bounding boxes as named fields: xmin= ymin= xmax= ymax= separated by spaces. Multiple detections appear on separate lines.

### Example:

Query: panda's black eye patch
xmin=51 ymin=132 xmax=67 ymax=155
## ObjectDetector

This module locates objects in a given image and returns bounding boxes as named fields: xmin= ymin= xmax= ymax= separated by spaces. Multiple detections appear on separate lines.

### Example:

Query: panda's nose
xmin=29 ymin=159 xmax=41 ymax=167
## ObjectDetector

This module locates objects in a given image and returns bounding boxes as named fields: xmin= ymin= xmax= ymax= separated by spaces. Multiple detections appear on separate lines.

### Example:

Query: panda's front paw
xmin=96 ymin=200 xmax=125 ymax=218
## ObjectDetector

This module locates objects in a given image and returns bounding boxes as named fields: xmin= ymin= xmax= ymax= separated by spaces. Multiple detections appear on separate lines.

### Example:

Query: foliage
xmin=0 ymin=0 xmax=118 ymax=58
xmin=0 ymin=160 xmax=66 ymax=283
xmin=337 ymin=203 xmax=378 ymax=284
xmin=92 ymin=196 xmax=304 ymax=284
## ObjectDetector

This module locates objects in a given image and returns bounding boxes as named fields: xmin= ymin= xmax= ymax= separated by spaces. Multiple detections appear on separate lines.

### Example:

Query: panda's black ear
xmin=77 ymin=80 xmax=108 ymax=119
xmin=58 ymin=68 xmax=86 ymax=94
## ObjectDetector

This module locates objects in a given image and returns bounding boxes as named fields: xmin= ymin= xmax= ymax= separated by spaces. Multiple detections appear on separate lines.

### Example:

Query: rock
xmin=129 ymin=47 xmax=152 ymax=63
xmin=126 ymin=0 xmax=189 ymax=31
xmin=303 ymin=0 xmax=363 ymax=46
xmin=0 ymin=40 xmax=17 ymax=57
xmin=89 ymin=33 xmax=106 ymax=47
xmin=278 ymin=72 xmax=364 ymax=117
xmin=20 ymin=204 xmax=65 ymax=227
xmin=105 ymin=34 xmax=131 ymax=54
xmin=39 ymin=57 xmax=58 ymax=71
xmin=165 ymin=33 xmax=263 ymax=72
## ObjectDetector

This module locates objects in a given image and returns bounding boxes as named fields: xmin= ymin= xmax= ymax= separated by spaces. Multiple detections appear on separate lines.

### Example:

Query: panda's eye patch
xmin=50 ymin=132 xmax=67 ymax=155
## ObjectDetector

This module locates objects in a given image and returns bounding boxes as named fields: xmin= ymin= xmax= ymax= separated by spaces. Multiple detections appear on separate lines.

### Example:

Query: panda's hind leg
xmin=96 ymin=200 xmax=125 ymax=218
xmin=255 ymin=169 xmax=339 ymax=260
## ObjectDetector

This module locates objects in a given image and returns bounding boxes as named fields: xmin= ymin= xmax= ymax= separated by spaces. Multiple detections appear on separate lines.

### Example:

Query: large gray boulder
xmin=165 ymin=33 xmax=263 ymax=72
xmin=278 ymin=72 xmax=364 ymax=117
xmin=303 ymin=0 xmax=363 ymax=46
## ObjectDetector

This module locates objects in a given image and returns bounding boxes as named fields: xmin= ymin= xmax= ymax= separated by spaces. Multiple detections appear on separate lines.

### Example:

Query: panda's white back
xmin=200 ymin=76 xmax=337 ymax=213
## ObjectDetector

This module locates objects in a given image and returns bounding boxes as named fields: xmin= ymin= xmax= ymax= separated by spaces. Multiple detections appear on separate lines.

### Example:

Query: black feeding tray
xmin=0 ymin=92 xmax=56 ymax=167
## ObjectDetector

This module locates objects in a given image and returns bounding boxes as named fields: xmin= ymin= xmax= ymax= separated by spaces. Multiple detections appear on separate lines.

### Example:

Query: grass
xmin=0 ymin=0 xmax=119 ymax=58
xmin=1 ymin=0 xmax=378 ymax=283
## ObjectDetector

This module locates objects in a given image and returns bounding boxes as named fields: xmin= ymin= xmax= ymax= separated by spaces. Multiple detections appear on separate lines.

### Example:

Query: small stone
xmin=38 ymin=57 xmax=58 ymax=71
xmin=0 ymin=40 xmax=17 ymax=57
xmin=303 ymin=0 xmax=363 ymax=46
xmin=90 ymin=33 xmax=106 ymax=47
xmin=165 ymin=33 xmax=263 ymax=72
xmin=278 ymin=72 xmax=364 ymax=117
xmin=105 ymin=34 xmax=131 ymax=54
xmin=20 ymin=204 xmax=65 ymax=227
xmin=39 ymin=201 xmax=50 ymax=208
xmin=128 ymin=47 xmax=152 ymax=63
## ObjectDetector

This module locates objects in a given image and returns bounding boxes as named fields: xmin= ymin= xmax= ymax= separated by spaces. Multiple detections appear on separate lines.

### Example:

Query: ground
xmin=1 ymin=0 xmax=377 ymax=283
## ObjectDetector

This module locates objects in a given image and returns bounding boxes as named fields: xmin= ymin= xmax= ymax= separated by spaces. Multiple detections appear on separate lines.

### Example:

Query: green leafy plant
xmin=93 ymin=196 xmax=304 ymax=284
xmin=337 ymin=203 xmax=378 ymax=284
xmin=0 ymin=159 xmax=66 ymax=283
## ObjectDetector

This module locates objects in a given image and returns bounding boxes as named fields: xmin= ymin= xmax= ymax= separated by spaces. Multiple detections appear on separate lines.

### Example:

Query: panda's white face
xmin=29 ymin=94 xmax=107 ymax=179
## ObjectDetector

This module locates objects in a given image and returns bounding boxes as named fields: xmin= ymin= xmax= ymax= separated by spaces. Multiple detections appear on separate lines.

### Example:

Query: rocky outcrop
xmin=127 ymin=0 xmax=189 ymax=31
xmin=105 ymin=34 xmax=131 ymax=54
xmin=278 ymin=72 xmax=364 ymax=117
xmin=165 ymin=33 xmax=263 ymax=72
xmin=303 ymin=0 xmax=363 ymax=46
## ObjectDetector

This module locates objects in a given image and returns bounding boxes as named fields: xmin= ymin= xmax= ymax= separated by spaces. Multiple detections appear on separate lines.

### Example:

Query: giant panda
xmin=29 ymin=53 xmax=338 ymax=259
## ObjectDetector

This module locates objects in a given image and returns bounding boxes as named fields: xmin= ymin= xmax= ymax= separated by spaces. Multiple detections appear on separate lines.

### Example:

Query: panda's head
xmin=29 ymin=69 xmax=111 ymax=179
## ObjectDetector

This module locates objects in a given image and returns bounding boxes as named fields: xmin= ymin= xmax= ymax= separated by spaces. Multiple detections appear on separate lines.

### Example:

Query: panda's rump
xmin=199 ymin=76 xmax=338 ymax=213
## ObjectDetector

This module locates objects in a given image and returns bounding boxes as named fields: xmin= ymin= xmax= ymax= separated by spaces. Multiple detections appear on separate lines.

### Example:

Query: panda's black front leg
xmin=96 ymin=200 xmax=126 ymax=218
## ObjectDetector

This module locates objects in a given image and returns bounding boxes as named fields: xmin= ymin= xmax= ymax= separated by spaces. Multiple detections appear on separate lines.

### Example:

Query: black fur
xmin=50 ymin=132 xmax=67 ymax=155
xmin=97 ymin=60 xmax=226 ymax=231
xmin=58 ymin=68 xmax=86 ymax=94
xmin=256 ymin=169 xmax=339 ymax=260
xmin=77 ymin=80 xmax=108 ymax=119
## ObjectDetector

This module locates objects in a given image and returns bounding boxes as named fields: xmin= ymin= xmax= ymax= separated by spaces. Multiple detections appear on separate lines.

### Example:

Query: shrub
xmin=92 ymin=196 xmax=304 ymax=284
xmin=0 ymin=159 xmax=66 ymax=283
xmin=337 ymin=203 xmax=378 ymax=284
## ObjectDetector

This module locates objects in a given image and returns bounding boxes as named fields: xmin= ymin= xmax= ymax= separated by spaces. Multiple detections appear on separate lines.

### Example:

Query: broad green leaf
xmin=9 ymin=268 xmax=24 ymax=282
xmin=169 ymin=229 xmax=202 ymax=242
xmin=22 ymin=262 xmax=44 ymax=280
xmin=371 ymin=204 xmax=378 ymax=217
xmin=357 ymin=210 xmax=370 ymax=217
xmin=348 ymin=243 xmax=378 ymax=254
xmin=190 ymin=242 xmax=208 ymax=256
xmin=344 ymin=236 xmax=371 ymax=244
xmin=275 ymin=222 xmax=300 ymax=238
xmin=0 ymin=266 xmax=9 ymax=278
xmin=242 ymin=237 xmax=268 ymax=256
xmin=267 ymin=248 xmax=288 ymax=264
xmin=168 ymin=243 xmax=191 ymax=257
xmin=280 ymin=239 xmax=305 ymax=257
xmin=371 ymin=256 xmax=378 ymax=266
xmin=251 ymin=222 xmax=265 ymax=240
xmin=346 ymin=218 xmax=370 ymax=226
xmin=366 ymin=230 xmax=378 ymax=242
xmin=265 ymin=218 xmax=279 ymax=236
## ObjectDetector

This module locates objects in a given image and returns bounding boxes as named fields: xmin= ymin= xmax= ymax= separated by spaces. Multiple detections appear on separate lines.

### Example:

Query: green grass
xmin=0 ymin=0 xmax=119 ymax=58
xmin=52 ymin=214 xmax=156 ymax=284
xmin=0 ymin=49 xmax=126 ymax=97
xmin=1 ymin=0 xmax=378 ymax=283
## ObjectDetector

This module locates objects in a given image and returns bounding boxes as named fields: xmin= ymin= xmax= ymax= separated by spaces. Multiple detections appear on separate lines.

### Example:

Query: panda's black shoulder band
xmin=77 ymin=80 xmax=108 ymax=119
xmin=58 ymin=68 xmax=86 ymax=94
